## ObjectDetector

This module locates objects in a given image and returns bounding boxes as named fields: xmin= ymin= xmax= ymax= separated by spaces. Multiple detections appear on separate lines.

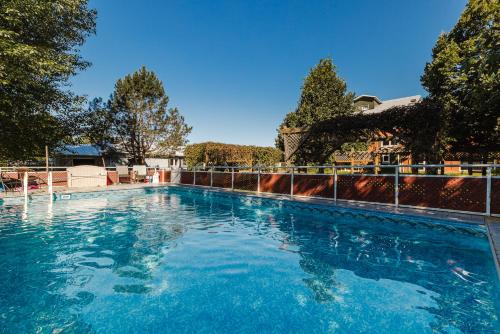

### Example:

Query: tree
xmin=277 ymin=58 xmax=355 ymax=164
xmin=0 ymin=0 xmax=96 ymax=162
xmin=109 ymin=66 xmax=192 ymax=164
xmin=81 ymin=98 xmax=113 ymax=148
xmin=421 ymin=0 xmax=500 ymax=160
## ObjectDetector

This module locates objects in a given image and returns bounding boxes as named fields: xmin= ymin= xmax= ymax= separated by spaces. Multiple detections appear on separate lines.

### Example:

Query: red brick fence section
xmin=179 ymin=167 xmax=499 ymax=216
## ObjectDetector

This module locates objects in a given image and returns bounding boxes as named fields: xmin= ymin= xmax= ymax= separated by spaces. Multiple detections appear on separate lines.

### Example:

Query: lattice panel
xmin=194 ymin=171 xmax=210 ymax=186
xmin=212 ymin=172 xmax=232 ymax=188
xmin=162 ymin=171 xmax=171 ymax=183
xmin=233 ymin=173 xmax=258 ymax=192
xmin=281 ymin=127 xmax=309 ymax=161
xmin=337 ymin=175 xmax=394 ymax=203
xmin=260 ymin=174 xmax=291 ymax=195
xmin=106 ymin=171 xmax=119 ymax=185
xmin=399 ymin=176 xmax=486 ymax=213
xmin=293 ymin=174 xmax=334 ymax=198
xmin=1 ymin=171 xmax=69 ymax=191
xmin=51 ymin=171 xmax=68 ymax=186
xmin=491 ymin=179 xmax=500 ymax=215
xmin=27 ymin=171 xmax=48 ymax=187
xmin=180 ymin=171 xmax=194 ymax=184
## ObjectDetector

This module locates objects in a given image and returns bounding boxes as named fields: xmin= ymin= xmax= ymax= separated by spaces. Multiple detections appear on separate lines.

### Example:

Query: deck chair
xmin=132 ymin=165 xmax=147 ymax=183
xmin=116 ymin=165 xmax=131 ymax=183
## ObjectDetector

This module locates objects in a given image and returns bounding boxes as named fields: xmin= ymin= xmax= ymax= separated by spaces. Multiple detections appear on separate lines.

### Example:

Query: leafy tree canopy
xmin=0 ymin=0 xmax=96 ymax=162
xmin=421 ymin=0 xmax=500 ymax=158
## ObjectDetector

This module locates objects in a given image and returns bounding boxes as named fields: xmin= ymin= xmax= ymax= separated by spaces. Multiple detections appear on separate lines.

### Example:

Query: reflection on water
xmin=0 ymin=187 xmax=498 ymax=333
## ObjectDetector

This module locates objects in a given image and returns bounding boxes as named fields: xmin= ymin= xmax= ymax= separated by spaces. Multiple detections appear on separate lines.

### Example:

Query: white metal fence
xmin=179 ymin=164 xmax=500 ymax=217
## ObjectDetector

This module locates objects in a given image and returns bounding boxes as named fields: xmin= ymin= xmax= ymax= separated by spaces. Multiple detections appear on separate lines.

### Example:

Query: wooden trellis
xmin=281 ymin=127 xmax=310 ymax=162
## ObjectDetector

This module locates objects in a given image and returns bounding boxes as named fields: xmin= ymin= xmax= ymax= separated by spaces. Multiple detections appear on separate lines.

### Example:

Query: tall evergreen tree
xmin=0 ymin=0 xmax=96 ymax=162
xmin=277 ymin=58 xmax=355 ymax=164
xmin=109 ymin=66 xmax=192 ymax=164
xmin=421 ymin=0 xmax=500 ymax=159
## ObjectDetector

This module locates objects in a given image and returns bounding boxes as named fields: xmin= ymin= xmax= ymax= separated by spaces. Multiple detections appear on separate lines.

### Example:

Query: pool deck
xmin=2 ymin=182 xmax=499 ymax=278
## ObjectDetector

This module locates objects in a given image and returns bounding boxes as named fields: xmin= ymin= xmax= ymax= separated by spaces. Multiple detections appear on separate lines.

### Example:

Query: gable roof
xmin=354 ymin=95 xmax=382 ymax=104
xmin=361 ymin=95 xmax=421 ymax=115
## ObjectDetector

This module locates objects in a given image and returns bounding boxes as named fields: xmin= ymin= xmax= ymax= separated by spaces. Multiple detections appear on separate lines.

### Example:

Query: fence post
xmin=23 ymin=171 xmax=28 ymax=199
xmin=333 ymin=166 xmax=337 ymax=202
xmin=231 ymin=167 xmax=235 ymax=191
xmin=290 ymin=167 xmax=294 ymax=197
xmin=257 ymin=166 xmax=261 ymax=193
xmin=193 ymin=167 xmax=196 ymax=186
xmin=210 ymin=166 xmax=214 ymax=187
xmin=395 ymin=166 xmax=399 ymax=207
xmin=486 ymin=166 xmax=492 ymax=216
xmin=48 ymin=171 xmax=53 ymax=194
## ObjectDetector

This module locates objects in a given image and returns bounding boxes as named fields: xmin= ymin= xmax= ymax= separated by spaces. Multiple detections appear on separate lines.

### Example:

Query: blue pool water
xmin=0 ymin=186 xmax=499 ymax=333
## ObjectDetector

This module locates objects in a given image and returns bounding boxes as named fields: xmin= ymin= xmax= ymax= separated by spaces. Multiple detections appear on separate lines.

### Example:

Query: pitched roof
xmin=56 ymin=144 xmax=102 ymax=157
xmin=354 ymin=95 xmax=382 ymax=104
xmin=361 ymin=95 xmax=421 ymax=115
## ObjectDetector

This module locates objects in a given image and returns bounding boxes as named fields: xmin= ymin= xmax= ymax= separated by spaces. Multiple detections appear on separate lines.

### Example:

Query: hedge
xmin=184 ymin=142 xmax=282 ymax=167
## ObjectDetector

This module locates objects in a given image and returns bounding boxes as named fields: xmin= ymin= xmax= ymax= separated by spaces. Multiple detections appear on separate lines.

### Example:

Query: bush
xmin=184 ymin=142 xmax=282 ymax=167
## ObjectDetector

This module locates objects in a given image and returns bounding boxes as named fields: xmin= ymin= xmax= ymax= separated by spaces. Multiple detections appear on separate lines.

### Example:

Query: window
xmin=381 ymin=139 xmax=393 ymax=147
xmin=360 ymin=105 xmax=369 ymax=111
xmin=382 ymin=154 xmax=390 ymax=164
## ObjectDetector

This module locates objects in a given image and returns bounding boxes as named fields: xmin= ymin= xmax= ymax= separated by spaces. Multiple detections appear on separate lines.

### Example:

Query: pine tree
xmin=277 ymin=58 xmax=355 ymax=164
xmin=109 ymin=66 xmax=192 ymax=164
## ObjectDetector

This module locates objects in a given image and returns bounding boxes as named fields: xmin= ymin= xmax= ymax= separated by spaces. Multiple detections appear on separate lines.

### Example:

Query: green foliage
xmin=0 ymin=0 xmax=96 ymax=162
xmin=276 ymin=58 xmax=355 ymax=164
xmin=81 ymin=98 xmax=113 ymax=147
xmin=340 ymin=141 xmax=369 ymax=153
xmin=107 ymin=66 xmax=192 ymax=164
xmin=313 ymin=100 xmax=443 ymax=162
xmin=421 ymin=0 xmax=500 ymax=158
xmin=184 ymin=142 xmax=282 ymax=167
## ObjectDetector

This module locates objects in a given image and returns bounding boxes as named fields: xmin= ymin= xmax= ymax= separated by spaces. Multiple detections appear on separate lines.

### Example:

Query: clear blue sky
xmin=71 ymin=0 xmax=467 ymax=147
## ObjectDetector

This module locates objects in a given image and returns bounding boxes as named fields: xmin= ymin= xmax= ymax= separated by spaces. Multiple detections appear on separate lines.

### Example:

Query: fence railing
xmin=179 ymin=164 xmax=500 ymax=217
xmin=2 ymin=164 xmax=498 ymax=217
xmin=0 ymin=166 xmax=172 ymax=195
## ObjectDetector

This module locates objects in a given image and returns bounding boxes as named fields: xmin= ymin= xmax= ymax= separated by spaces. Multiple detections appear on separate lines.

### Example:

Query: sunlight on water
xmin=0 ymin=187 xmax=498 ymax=333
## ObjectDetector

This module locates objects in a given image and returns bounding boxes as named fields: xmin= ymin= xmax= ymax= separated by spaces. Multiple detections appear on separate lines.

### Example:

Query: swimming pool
xmin=0 ymin=186 xmax=498 ymax=333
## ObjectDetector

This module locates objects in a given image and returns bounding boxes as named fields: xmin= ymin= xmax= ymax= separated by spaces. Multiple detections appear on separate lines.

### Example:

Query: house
xmin=55 ymin=144 xmax=187 ymax=168
xmin=335 ymin=94 xmax=498 ymax=173
xmin=54 ymin=145 xmax=120 ymax=167
xmin=333 ymin=95 xmax=421 ymax=168
xmin=146 ymin=148 xmax=187 ymax=169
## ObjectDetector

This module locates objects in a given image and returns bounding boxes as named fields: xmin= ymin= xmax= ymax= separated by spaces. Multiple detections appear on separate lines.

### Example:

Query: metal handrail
xmin=178 ymin=163 xmax=498 ymax=217
xmin=201 ymin=163 xmax=500 ymax=169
